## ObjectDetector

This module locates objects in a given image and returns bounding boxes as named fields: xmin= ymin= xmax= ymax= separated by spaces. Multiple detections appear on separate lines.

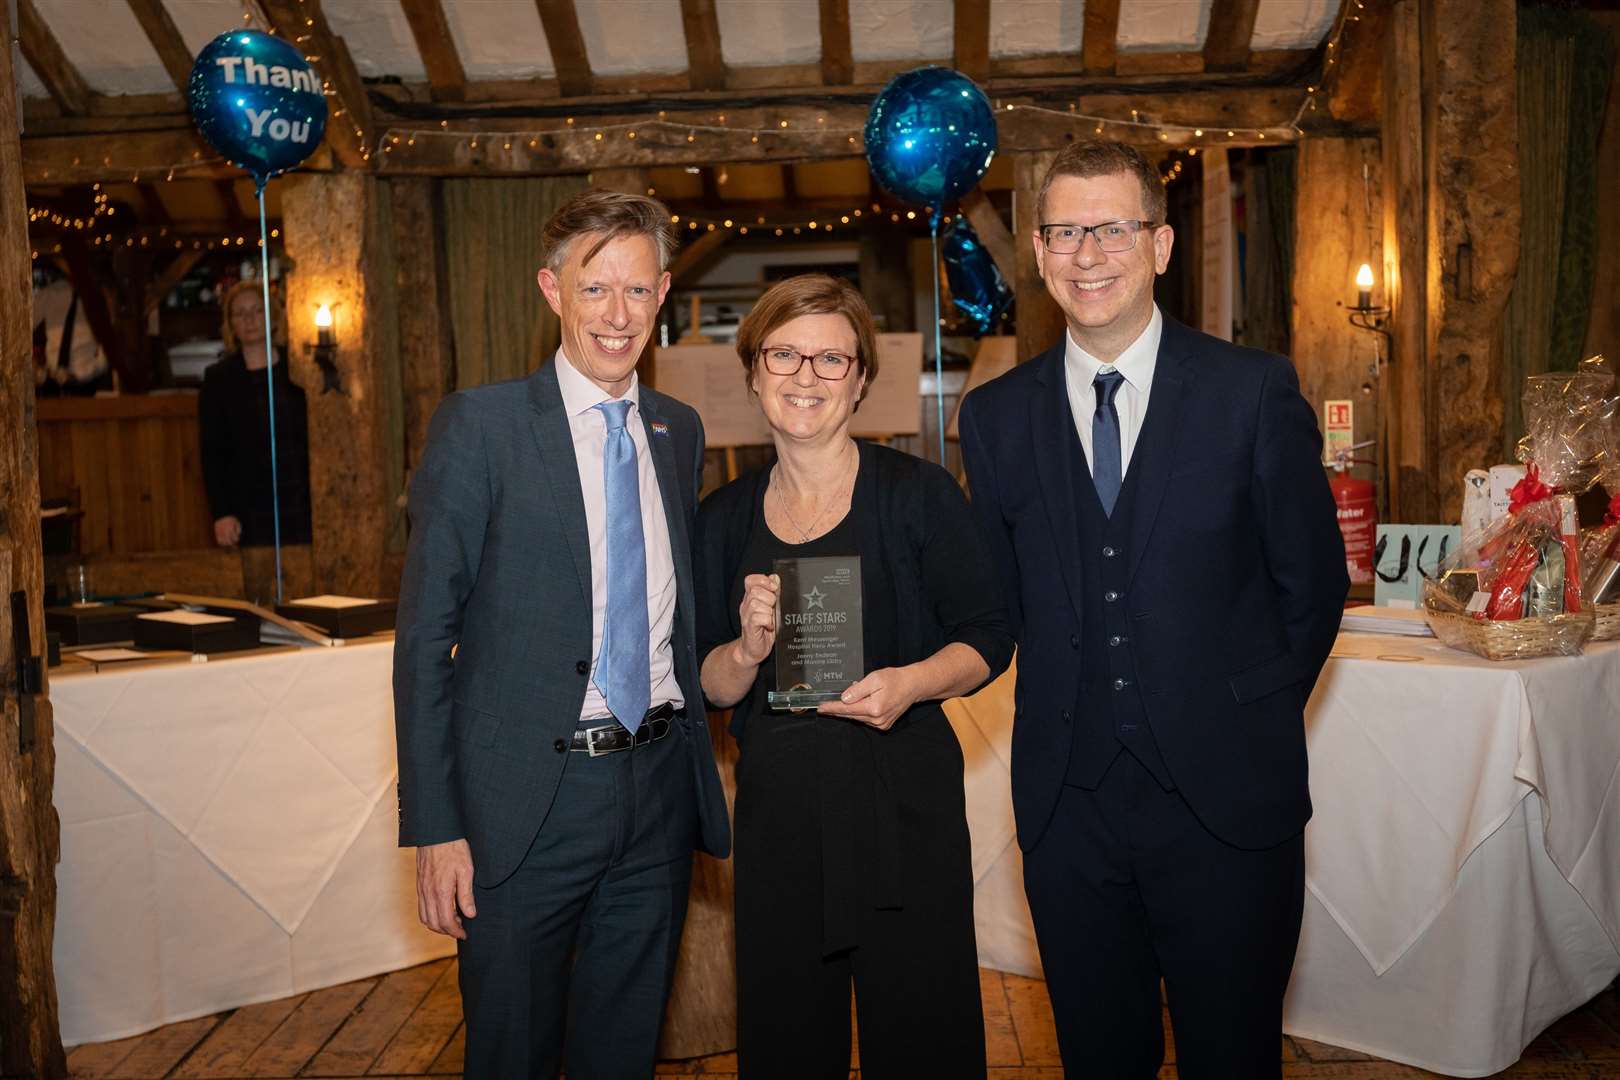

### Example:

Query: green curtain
xmin=1502 ymin=8 xmax=1615 ymax=456
xmin=1237 ymin=147 xmax=1297 ymax=357
xmin=441 ymin=176 xmax=590 ymax=390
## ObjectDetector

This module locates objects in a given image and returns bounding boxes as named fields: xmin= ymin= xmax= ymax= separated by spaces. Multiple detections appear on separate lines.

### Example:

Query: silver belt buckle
xmin=585 ymin=723 xmax=619 ymax=757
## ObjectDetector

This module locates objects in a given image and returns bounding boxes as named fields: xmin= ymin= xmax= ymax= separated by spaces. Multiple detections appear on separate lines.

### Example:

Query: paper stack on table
xmin=1340 ymin=606 xmax=1436 ymax=637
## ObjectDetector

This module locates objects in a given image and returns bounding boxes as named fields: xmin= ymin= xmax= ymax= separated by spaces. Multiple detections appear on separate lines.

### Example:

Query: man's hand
xmin=213 ymin=515 xmax=242 ymax=547
xmin=416 ymin=838 xmax=476 ymax=939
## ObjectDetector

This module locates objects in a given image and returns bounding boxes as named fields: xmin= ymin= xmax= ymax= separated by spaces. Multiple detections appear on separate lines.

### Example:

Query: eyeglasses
xmin=758 ymin=346 xmax=857 ymax=381
xmin=1039 ymin=220 xmax=1159 ymax=255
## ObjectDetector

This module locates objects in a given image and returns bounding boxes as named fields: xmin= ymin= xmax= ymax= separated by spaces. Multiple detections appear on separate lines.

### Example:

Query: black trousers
xmin=457 ymin=721 xmax=696 ymax=1080
xmin=733 ymin=712 xmax=985 ymax=1079
xmin=1023 ymin=750 xmax=1305 ymax=1079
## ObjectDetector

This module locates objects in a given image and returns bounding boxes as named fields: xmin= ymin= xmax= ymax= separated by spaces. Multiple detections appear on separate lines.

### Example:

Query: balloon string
xmin=258 ymin=186 xmax=284 ymax=604
xmin=930 ymin=217 xmax=945 ymax=465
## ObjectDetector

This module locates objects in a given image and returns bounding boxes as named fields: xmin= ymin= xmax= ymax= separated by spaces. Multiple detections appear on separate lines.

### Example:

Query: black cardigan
xmin=197 ymin=350 xmax=312 ymax=546
xmin=695 ymin=440 xmax=1014 ymax=736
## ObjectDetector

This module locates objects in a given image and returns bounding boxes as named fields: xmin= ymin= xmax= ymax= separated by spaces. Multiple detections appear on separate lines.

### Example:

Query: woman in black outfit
xmin=696 ymin=274 xmax=1013 ymax=1079
xmin=198 ymin=280 xmax=312 ymax=548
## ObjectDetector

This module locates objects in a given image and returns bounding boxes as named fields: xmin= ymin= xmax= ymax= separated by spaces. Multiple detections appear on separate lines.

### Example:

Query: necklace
xmin=772 ymin=447 xmax=857 ymax=543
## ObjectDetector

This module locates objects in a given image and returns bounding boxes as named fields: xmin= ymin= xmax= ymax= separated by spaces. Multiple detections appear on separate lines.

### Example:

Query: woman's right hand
xmin=735 ymin=573 xmax=780 ymax=666
xmin=213 ymin=515 xmax=243 ymax=547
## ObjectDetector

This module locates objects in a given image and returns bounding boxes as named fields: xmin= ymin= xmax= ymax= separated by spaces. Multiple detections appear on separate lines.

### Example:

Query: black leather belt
xmin=571 ymin=702 xmax=679 ymax=756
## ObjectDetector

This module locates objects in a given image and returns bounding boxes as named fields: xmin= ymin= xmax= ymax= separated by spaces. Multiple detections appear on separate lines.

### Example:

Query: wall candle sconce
xmin=311 ymin=303 xmax=344 ymax=394
xmin=1348 ymin=262 xmax=1391 ymax=342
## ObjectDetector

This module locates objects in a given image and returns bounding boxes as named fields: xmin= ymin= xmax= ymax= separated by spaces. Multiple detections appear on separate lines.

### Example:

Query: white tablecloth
xmin=945 ymin=637 xmax=1620 ymax=1077
xmin=52 ymin=641 xmax=454 ymax=1046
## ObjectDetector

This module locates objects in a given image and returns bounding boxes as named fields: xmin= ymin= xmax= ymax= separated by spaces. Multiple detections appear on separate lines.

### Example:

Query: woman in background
xmin=198 ymin=280 xmax=312 ymax=548
xmin=697 ymin=274 xmax=1012 ymax=1079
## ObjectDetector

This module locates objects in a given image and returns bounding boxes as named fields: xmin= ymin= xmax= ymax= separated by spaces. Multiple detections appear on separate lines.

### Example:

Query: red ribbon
xmin=1508 ymin=465 xmax=1558 ymax=514
xmin=1606 ymin=491 xmax=1620 ymax=527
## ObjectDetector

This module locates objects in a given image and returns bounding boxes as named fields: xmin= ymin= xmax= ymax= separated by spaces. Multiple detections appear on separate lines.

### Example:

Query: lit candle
xmin=314 ymin=304 xmax=334 ymax=347
xmin=1355 ymin=264 xmax=1374 ymax=311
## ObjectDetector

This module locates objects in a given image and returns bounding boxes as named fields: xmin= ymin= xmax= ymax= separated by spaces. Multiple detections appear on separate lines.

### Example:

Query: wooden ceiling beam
xmin=125 ymin=0 xmax=196 ymax=94
xmin=1203 ymin=0 xmax=1262 ymax=73
xmin=135 ymin=183 xmax=172 ymax=226
xmin=22 ymin=128 xmax=240 ymax=184
xmin=679 ymin=0 xmax=727 ymax=92
xmin=399 ymin=0 xmax=467 ymax=102
xmin=18 ymin=0 xmax=91 ymax=116
xmin=259 ymin=0 xmax=376 ymax=169
xmin=1082 ymin=0 xmax=1121 ymax=75
xmin=818 ymin=0 xmax=853 ymax=86
xmin=668 ymin=227 xmax=729 ymax=285
xmin=954 ymin=0 xmax=992 ymax=85
xmin=534 ymin=0 xmax=595 ymax=98
xmin=371 ymin=89 xmax=1303 ymax=175
xmin=143 ymin=249 xmax=206 ymax=317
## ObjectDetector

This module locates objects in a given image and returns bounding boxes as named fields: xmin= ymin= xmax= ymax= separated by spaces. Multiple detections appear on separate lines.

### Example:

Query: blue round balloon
xmin=943 ymin=217 xmax=1013 ymax=336
xmin=188 ymin=30 xmax=328 ymax=188
xmin=864 ymin=67 xmax=997 ymax=212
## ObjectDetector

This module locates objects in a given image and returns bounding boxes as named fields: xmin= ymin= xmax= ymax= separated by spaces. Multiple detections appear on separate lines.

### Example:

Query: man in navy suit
xmin=395 ymin=190 xmax=729 ymax=1078
xmin=959 ymin=142 xmax=1347 ymax=1077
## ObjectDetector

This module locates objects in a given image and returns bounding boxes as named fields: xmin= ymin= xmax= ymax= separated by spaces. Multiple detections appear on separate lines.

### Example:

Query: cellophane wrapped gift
xmin=1580 ymin=365 xmax=1620 ymax=637
xmin=1423 ymin=368 xmax=1616 ymax=659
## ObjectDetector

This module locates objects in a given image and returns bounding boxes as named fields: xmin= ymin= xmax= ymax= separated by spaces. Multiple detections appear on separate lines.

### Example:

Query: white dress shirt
xmin=554 ymin=350 xmax=683 ymax=722
xmin=1063 ymin=304 xmax=1163 ymax=479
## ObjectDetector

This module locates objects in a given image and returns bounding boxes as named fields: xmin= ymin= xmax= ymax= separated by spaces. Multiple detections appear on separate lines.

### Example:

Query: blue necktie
xmin=594 ymin=400 xmax=650 ymax=733
xmin=1093 ymin=370 xmax=1125 ymax=517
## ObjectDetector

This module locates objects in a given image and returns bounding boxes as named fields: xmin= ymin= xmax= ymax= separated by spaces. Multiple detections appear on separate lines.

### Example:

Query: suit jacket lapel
xmin=1124 ymin=320 xmax=1193 ymax=590
xmin=526 ymin=363 xmax=593 ymax=605
xmin=638 ymin=393 xmax=695 ymax=646
xmin=1028 ymin=343 xmax=1087 ymax=629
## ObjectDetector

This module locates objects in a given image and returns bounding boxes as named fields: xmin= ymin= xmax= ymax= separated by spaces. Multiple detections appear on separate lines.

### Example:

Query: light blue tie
xmin=594 ymin=400 xmax=650 ymax=733
xmin=1093 ymin=370 xmax=1125 ymax=517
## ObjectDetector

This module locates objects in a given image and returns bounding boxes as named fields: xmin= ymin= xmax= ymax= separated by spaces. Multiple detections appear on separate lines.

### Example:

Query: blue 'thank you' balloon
xmin=864 ymin=67 xmax=997 ymax=213
xmin=943 ymin=218 xmax=1013 ymax=336
xmin=189 ymin=30 xmax=328 ymax=188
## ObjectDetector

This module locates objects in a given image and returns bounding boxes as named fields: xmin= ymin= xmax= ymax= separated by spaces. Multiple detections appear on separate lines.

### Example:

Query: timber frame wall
xmin=4 ymin=0 xmax=1527 ymax=1066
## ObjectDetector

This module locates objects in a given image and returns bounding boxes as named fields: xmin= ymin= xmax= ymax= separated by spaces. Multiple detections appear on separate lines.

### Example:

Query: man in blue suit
xmin=959 ymin=142 xmax=1347 ymax=1077
xmin=394 ymin=190 xmax=729 ymax=1078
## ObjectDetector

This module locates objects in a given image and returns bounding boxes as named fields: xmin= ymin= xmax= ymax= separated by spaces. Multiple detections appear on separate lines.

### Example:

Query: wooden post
xmin=1424 ymin=0 xmax=1519 ymax=524
xmin=0 ymin=1 xmax=67 ymax=1072
xmin=1384 ymin=0 xmax=1430 ymax=521
xmin=1291 ymin=138 xmax=1383 ymax=500
xmin=281 ymin=173 xmax=391 ymax=598
xmin=1381 ymin=0 xmax=1520 ymax=523
xmin=1014 ymin=151 xmax=1065 ymax=363
xmin=390 ymin=179 xmax=455 ymax=477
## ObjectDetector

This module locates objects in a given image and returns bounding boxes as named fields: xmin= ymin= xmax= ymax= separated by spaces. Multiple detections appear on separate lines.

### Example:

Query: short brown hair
xmin=735 ymin=274 xmax=878 ymax=407
xmin=541 ymin=189 xmax=678 ymax=273
xmin=1037 ymin=140 xmax=1166 ymax=226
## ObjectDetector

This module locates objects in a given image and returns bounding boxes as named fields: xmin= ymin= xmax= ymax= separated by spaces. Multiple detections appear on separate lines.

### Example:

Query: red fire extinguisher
xmin=1331 ymin=472 xmax=1377 ymax=585
xmin=1326 ymin=441 xmax=1378 ymax=585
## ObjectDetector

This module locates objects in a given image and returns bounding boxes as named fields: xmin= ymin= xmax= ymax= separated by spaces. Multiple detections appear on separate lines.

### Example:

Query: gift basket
xmin=1582 ymin=361 xmax=1620 ymax=639
xmin=1424 ymin=367 xmax=1616 ymax=659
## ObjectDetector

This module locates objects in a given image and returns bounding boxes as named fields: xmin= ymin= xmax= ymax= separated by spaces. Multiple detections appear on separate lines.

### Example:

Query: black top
xmin=698 ymin=440 xmax=1013 ymax=738
xmin=735 ymin=507 xmax=901 ymax=697
xmin=198 ymin=350 xmax=313 ymax=546
xmin=697 ymin=440 xmax=1014 ymax=956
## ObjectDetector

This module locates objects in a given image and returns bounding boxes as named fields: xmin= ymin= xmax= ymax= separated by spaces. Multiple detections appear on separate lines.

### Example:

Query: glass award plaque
xmin=767 ymin=556 xmax=864 ymax=709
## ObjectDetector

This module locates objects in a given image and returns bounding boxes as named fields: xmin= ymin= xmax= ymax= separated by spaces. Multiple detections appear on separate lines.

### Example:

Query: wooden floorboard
xmin=370 ymin=962 xmax=462 ymax=1075
xmin=65 ymin=968 xmax=1620 ymax=1078
xmin=306 ymin=962 xmax=448 ymax=1077
xmin=171 ymin=995 xmax=306 ymax=1078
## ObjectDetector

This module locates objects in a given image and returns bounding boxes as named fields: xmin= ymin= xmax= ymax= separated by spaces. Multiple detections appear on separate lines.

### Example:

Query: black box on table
xmin=45 ymin=604 xmax=141 ymax=646
xmin=276 ymin=598 xmax=396 ymax=638
xmin=133 ymin=611 xmax=260 ymax=654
